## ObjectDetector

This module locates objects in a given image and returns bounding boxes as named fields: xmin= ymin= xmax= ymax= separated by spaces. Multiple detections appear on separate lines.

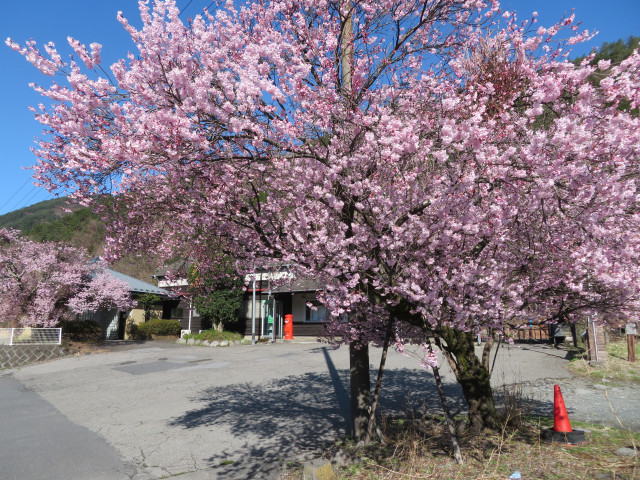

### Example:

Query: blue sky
xmin=0 ymin=0 xmax=638 ymax=216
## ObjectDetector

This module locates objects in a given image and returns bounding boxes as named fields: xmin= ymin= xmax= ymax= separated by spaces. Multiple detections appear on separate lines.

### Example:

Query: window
xmin=305 ymin=301 xmax=326 ymax=323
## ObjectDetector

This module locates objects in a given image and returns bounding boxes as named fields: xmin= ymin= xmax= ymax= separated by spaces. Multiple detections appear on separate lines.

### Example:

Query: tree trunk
xmin=436 ymin=327 xmax=500 ymax=433
xmin=570 ymin=323 xmax=578 ymax=348
xmin=364 ymin=317 xmax=393 ymax=444
xmin=342 ymin=0 xmax=370 ymax=443
xmin=428 ymin=340 xmax=463 ymax=464
xmin=350 ymin=341 xmax=371 ymax=441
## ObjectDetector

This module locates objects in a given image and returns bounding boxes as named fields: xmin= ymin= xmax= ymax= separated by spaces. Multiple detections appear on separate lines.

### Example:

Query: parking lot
xmin=1 ymin=340 xmax=637 ymax=479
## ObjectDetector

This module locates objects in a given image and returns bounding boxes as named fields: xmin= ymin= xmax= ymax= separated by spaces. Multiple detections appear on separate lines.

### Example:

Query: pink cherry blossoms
xmin=7 ymin=0 xmax=640 ymax=342
xmin=0 ymin=229 xmax=134 ymax=327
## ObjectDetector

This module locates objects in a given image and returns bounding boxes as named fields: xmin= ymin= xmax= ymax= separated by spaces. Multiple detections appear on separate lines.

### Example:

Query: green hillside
xmin=574 ymin=36 xmax=640 ymax=68
xmin=0 ymin=197 xmax=159 ymax=281
xmin=0 ymin=197 xmax=80 ymax=233
xmin=573 ymin=35 xmax=639 ymax=115
xmin=0 ymin=197 xmax=104 ymax=255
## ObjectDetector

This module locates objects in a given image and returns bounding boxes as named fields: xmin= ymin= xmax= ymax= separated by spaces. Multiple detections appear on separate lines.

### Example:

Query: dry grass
xmin=568 ymin=340 xmax=640 ymax=385
xmin=281 ymin=417 xmax=639 ymax=480
xmin=62 ymin=340 xmax=113 ymax=356
xmin=279 ymin=382 xmax=639 ymax=480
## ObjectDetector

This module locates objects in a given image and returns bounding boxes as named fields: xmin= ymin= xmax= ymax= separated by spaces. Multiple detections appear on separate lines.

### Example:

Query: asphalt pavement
xmin=0 ymin=340 xmax=638 ymax=479
xmin=0 ymin=374 xmax=135 ymax=480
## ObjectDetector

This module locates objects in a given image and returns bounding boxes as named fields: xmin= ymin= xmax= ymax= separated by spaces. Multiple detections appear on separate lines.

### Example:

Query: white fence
xmin=0 ymin=328 xmax=62 ymax=346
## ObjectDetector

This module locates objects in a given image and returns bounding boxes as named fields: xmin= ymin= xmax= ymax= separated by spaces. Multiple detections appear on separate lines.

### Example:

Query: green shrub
xmin=137 ymin=319 xmax=181 ymax=337
xmin=183 ymin=329 xmax=243 ymax=343
xmin=126 ymin=321 xmax=145 ymax=340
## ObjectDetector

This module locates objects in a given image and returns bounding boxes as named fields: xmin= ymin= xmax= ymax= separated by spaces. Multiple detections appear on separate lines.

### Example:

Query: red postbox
xmin=284 ymin=314 xmax=294 ymax=340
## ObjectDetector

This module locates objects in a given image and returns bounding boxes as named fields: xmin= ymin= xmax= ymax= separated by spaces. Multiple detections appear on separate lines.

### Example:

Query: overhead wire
xmin=11 ymin=185 xmax=45 ymax=212
xmin=0 ymin=177 xmax=32 ymax=213
xmin=180 ymin=1 xmax=216 ymax=17
xmin=179 ymin=0 xmax=195 ymax=16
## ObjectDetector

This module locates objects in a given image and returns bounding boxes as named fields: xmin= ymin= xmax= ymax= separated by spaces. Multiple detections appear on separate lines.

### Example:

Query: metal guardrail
xmin=0 ymin=328 xmax=63 ymax=346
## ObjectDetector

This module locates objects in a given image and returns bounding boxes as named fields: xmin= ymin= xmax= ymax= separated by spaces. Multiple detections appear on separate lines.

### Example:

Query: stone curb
xmin=175 ymin=338 xmax=250 ymax=347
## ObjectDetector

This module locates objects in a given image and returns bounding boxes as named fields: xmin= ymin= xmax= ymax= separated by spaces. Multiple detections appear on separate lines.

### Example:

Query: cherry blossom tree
xmin=0 ymin=229 xmax=134 ymax=328
xmin=8 ymin=0 xmax=640 ymax=435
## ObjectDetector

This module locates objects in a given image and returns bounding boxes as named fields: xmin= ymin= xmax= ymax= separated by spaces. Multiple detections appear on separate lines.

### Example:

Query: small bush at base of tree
xmin=183 ymin=329 xmax=243 ymax=343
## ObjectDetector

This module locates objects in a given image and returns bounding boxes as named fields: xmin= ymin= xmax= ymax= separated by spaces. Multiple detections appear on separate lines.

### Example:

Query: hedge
xmin=137 ymin=319 xmax=181 ymax=337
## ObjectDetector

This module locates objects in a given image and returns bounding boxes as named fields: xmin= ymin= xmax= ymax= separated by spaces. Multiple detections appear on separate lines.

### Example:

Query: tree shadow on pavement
xmin=167 ymin=347 xmax=555 ymax=478
xmin=168 ymin=349 xmax=470 ymax=475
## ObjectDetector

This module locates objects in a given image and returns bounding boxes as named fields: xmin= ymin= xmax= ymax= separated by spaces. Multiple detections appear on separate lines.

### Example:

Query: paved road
xmin=0 ymin=374 xmax=136 ymax=480
xmin=0 ymin=341 xmax=638 ymax=479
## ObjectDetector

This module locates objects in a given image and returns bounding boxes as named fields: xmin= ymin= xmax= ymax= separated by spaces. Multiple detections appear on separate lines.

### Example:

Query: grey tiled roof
xmin=107 ymin=269 xmax=172 ymax=296
xmin=153 ymin=259 xmax=191 ymax=278
xmin=247 ymin=276 xmax=324 ymax=293
xmin=271 ymin=277 xmax=324 ymax=293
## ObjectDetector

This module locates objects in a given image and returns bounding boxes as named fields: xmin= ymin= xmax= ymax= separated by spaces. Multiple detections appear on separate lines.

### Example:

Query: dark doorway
xmin=117 ymin=312 xmax=127 ymax=340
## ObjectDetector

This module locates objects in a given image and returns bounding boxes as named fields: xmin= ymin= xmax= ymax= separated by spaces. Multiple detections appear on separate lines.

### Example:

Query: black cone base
xmin=541 ymin=428 xmax=587 ymax=445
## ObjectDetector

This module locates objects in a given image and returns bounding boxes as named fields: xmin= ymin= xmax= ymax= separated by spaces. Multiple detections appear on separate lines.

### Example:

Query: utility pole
xmin=627 ymin=322 xmax=637 ymax=362
xmin=251 ymin=267 xmax=256 ymax=345
xmin=340 ymin=0 xmax=371 ymax=442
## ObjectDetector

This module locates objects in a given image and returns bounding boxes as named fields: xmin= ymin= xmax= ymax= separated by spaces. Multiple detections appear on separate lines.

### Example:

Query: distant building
xmin=154 ymin=261 xmax=329 ymax=339
xmin=153 ymin=261 xmax=202 ymax=333
xmin=242 ymin=266 xmax=327 ymax=339
xmin=82 ymin=268 xmax=176 ymax=340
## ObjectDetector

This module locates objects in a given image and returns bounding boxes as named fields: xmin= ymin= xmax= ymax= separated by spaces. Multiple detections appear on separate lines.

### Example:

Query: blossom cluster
xmin=8 ymin=0 xmax=640 ymax=340
xmin=0 ymin=229 xmax=134 ymax=327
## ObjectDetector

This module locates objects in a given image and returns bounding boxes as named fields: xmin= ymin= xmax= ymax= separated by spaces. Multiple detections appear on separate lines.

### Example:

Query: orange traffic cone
xmin=542 ymin=384 xmax=586 ymax=445
xmin=553 ymin=385 xmax=572 ymax=433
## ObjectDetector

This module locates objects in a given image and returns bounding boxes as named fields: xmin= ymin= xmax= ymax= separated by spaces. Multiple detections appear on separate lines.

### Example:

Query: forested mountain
xmin=0 ymin=197 xmax=104 ymax=254
xmin=0 ymin=197 xmax=82 ymax=234
xmin=0 ymin=197 xmax=159 ymax=281
xmin=575 ymin=36 xmax=640 ymax=67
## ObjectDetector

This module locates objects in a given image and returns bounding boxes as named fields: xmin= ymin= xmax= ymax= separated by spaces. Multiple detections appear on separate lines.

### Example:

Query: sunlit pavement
xmin=1 ymin=341 xmax=637 ymax=479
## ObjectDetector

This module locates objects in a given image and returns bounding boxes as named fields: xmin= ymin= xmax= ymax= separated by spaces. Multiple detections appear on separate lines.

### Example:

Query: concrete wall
xmin=124 ymin=307 xmax=162 ymax=340
xmin=83 ymin=309 xmax=119 ymax=340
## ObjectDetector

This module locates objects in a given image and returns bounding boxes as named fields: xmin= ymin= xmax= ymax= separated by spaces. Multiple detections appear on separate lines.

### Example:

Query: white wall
xmin=292 ymin=294 xmax=307 ymax=322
